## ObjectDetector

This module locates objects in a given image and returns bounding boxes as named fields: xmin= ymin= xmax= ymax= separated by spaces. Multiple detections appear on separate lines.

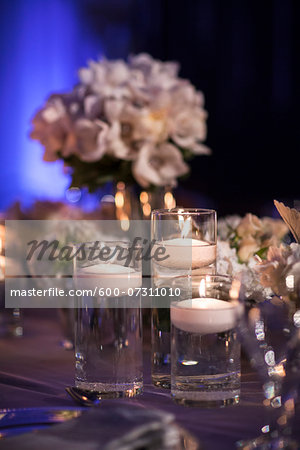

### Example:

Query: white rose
xmin=238 ymin=236 xmax=260 ymax=263
xmin=84 ymin=95 xmax=102 ymax=119
xmin=131 ymin=109 xmax=168 ymax=143
xmin=129 ymin=53 xmax=179 ymax=82
xmin=104 ymin=98 xmax=125 ymax=123
xmin=132 ymin=143 xmax=189 ymax=187
xmin=236 ymin=213 xmax=262 ymax=238
xmin=106 ymin=60 xmax=130 ymax=85
xmin=166 ymin=83 xmax=210 ymax=154
xmin=66 ymin=118 xmax=108 ymax=162
xmin=78 ymin=59 xmax=131 ymax=99
xmin=105 ymin=122 xmax=137 ymax=161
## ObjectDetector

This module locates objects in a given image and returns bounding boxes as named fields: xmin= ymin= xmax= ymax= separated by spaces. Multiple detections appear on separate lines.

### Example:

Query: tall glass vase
xmin=151 ymin=208 xmax=217 ymax=389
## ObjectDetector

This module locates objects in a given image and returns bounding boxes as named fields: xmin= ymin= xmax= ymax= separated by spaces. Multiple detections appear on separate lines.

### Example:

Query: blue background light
xmin=0 ymin=0 xmax=297 ymax=216
xmin=0 ymin=0 xmax=106 ymax=210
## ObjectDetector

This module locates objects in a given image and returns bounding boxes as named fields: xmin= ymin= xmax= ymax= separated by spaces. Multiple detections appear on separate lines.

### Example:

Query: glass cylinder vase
xmin=151 ymin=208 xmax=217 ymax=389
xmin=74 ymin=240 xmax=143 ymax=398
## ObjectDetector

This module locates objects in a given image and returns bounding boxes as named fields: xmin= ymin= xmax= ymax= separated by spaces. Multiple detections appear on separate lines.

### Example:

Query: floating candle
xmin=171 ymin=298 xmax=239 ymax=334
xmin=77 ymin=263 xmax=142 ymax=293
xmin=154 ymin=238 xmax=216 ymax=270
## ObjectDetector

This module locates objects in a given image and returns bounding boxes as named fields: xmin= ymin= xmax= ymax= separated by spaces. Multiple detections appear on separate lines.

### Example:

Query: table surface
xmin=0 ymin=310 xmax=298 ymax=450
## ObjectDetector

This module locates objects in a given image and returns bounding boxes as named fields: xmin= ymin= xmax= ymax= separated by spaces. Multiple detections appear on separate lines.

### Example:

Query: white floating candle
xmin=77 ymin=263 xmax=142 ymax=293
xmin=155 ymin=238 xmax=216 ymax=270
xmin=171 ymin=298 xmax=239 ymax=334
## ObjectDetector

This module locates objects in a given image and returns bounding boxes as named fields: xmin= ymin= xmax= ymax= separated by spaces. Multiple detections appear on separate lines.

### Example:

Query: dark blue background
xmin=1 ymin=0 xmax=298 ymax=215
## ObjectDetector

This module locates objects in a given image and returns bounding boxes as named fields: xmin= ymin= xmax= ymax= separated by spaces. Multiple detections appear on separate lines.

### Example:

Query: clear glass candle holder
xmin=151 ymin=208 xmax=217 ymax=280
xmin=151 ymin=208 xmax=217 ymax=389
xmin=74 ymin=240 xmax=143 ymax=398
xmin=171 ymin=274 xmax=241 ymax=407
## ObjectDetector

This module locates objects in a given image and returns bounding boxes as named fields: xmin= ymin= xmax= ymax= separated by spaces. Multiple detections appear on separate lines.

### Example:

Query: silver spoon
xmin=65 ymin=387 xmax=101 ymax=407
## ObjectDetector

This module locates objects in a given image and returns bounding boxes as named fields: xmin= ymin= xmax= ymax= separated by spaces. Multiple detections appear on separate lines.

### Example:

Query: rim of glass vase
xmin=151 ymin=208 xmax=216 ymax=217
xmin=173 ymin=274 xmax=233 ymax=284
xmin=74 ymin=240 xmax=135 ymax=247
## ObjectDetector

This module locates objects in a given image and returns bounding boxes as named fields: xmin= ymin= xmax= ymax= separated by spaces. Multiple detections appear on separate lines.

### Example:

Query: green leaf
xmin=255 ymin=247 xmax=269 ymax=260
xmin=229 ymin=234 xmax=240 ymax=250
xmin=59 ymin=153 xmax=135 ymax=192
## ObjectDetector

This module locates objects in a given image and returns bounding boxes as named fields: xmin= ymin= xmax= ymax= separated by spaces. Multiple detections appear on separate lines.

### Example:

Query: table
xmin=0 ymin=310 xmax=298 ymax=449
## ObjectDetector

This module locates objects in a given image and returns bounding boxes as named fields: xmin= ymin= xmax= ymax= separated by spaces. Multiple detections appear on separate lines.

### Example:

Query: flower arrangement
xmin=217 ymin=201 xmax=300 ymax=301
xmin=217 ymin=212 xmax=289 ymax=300
xmin=30 ymin=53 xmax=210 ymax=191
xmin=218 ymin=213 xmax=288 ymax=263
xmin=255 ymin=201 xmax=300 ymax=300
xmin=255 ymin=243 xmax=300 ymax=298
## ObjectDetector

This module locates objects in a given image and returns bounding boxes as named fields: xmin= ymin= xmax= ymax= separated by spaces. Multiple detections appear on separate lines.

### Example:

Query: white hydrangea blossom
xmin=31 ymin=53 xmax=210 ymax=188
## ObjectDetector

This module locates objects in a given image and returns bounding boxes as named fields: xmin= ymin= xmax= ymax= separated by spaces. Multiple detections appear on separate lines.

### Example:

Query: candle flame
xmin=199 ymin=278 xmax=206 ymax=297
xmin=179 ymin=215 xmax=191 ymax=239
xmin=198 ymin=276 xmax=211 ymax=297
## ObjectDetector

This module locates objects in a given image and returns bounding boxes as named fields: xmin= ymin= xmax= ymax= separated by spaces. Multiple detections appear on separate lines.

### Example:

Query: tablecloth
xmin=0 ymin=310 xmax=298 ymax=449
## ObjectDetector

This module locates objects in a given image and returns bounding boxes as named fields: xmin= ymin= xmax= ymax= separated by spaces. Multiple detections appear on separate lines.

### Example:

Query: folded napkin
xmin=0 ymin=402 xmax=199 ymax=449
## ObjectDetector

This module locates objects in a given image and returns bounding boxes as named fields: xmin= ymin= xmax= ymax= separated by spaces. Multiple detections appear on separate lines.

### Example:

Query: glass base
xmin=171 ymin=389 xmax=240 ymax=408
xmin=152 ymin=374 xmax=171 ymax=389
xmin=75 ymin=381 xmax=143 ymax=398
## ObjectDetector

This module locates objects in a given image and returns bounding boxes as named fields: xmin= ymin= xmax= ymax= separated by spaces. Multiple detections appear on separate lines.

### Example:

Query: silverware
xmin=0 ymin=407 xmax=84 ymax=438
xmin=65 ymin=387 xmax=101 ymax=407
